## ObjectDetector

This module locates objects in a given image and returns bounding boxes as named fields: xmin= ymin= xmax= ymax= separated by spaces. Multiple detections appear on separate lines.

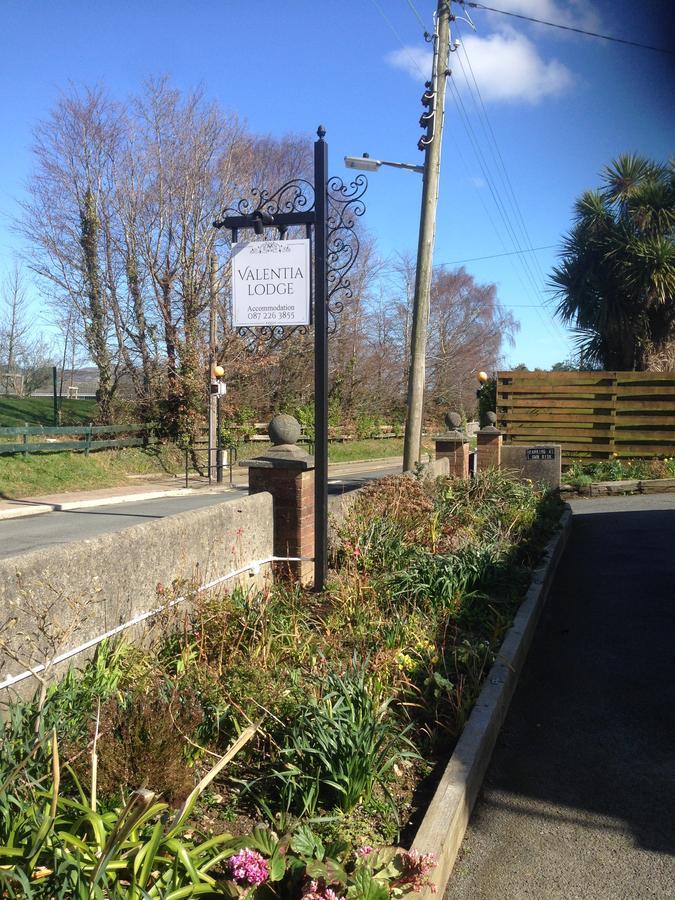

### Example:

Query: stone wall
xmin=0 ymin=492 xmax=273 ymax=695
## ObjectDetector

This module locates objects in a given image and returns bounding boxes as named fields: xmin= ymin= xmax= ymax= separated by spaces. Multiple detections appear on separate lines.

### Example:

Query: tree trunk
xmin=80 ymin=188 xmax=115 ymax=423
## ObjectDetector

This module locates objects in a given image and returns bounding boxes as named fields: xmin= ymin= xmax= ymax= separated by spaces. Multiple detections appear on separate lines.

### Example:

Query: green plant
xmin=355 ymin=415 xmax=382 ymax=441
xmin=477 ymin=376 xmax=496 ymax=427
xmin=219 ymin=405 xmax=257 ymax=447
xmin=328 ymin=397 xmax=342 ymax=428
xmin=247 ymin=662 xmax=416 ymax=820
xmin=292 ymin=402 xmax=315 ymax=442
xmin=388 ymin=545 xmax=500 ymax=613
xmin=0 ymin=461 xmax=564 ymax=880
xmin=0 ymin=722 xmax=432 ymax=898
xmin=563 ymin=457 xmax=672 ymax=485
xmin=0 ymin=728 xmax=258 ymax=898
xmin=550 ymin=153 xmax=674 ymax=370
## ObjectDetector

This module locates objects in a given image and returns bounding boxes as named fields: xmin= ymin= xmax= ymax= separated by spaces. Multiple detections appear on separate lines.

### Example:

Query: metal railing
xmin=182 ymin=438 xmax=238 ymax=487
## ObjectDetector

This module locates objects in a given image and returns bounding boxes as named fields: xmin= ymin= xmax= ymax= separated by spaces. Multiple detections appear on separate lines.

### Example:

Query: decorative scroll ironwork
xmin=235 ymin=323 xmax=309 ymax=350
xmin=214 ymin=178 xmax=315 ymax=224
xmin=326 ymin=173 xmax=367 ymax=334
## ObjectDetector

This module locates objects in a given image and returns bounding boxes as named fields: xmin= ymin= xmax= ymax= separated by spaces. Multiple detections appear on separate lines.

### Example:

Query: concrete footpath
xmin=445 ymin=494 xmax=675 ymax=900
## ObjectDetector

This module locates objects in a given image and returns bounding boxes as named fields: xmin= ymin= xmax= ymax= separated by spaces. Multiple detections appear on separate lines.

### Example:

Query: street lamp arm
xmin=379 ymin=159 xmax=425 ymax=174
xmin=344 ymin=155 xmax=424 ymax=175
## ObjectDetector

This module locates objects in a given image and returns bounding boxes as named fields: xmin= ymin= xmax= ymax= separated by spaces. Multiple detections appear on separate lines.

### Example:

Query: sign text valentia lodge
xmin=232 ymin=239 xmax=311 ymax=327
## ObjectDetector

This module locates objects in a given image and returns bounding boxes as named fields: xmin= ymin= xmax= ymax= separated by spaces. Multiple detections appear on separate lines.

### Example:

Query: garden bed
xmin=562 ymin=457 xmax=675 ymax=490
xmin=0 ymin=471 xmax=564 ymax=898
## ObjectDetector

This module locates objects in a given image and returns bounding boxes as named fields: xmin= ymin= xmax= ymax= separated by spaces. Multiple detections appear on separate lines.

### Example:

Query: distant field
xmin=0 ymin=397 xmax=97 ymax=427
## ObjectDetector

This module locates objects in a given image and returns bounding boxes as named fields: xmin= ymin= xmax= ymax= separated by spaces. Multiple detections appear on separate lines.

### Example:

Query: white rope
xmin=0 ymin=555 xmax=314 ymax=692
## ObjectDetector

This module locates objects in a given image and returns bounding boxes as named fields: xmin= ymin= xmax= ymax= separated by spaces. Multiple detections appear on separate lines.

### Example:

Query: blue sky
xmin=1 ymin=0 xmax=673 ymax=370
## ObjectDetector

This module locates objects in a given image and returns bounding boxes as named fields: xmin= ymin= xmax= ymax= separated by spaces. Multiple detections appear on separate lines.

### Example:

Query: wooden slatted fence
xmin=497 ymin=371 xmax=675 ymax=462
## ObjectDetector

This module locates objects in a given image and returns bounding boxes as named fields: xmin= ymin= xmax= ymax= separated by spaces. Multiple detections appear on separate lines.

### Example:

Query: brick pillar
xmin=476 ymin=426 xmax=503 ymax=472
xmin=434 ymin=430 xmax=469 ymax=478
xmin=242 ymin=415 xmax=315 ymax=585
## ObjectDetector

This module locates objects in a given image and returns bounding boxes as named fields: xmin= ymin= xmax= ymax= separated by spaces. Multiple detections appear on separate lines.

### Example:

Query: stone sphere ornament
xmin=268 ymin=414 xmax=301 ymax=447
xmin=486 ymin=411 xmax=497 ymax=426
xmin=445 ymin=411 xmax=462 ymax=430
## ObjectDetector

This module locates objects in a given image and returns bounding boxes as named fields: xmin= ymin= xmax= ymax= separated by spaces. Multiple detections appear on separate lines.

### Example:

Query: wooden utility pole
xmin=402 ymin=0 xmax=451 ymax=471
xmin=208 ymin=254 xmax=218 ymax=484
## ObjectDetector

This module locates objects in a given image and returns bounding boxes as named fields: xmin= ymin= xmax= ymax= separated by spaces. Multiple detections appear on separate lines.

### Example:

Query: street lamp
xmin=344 ymin=154 xmax=424 ymax=175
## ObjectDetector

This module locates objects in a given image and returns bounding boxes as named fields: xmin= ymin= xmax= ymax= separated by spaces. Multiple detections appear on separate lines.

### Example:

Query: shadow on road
xmin=475 ymin=504 xmax=674 ymax=854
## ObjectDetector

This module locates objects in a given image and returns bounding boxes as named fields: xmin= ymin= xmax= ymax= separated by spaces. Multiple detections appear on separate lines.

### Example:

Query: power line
xmin=446 ymin=78 xmax=565 ymax=346
xmin=443 ymin=245 xmax=556 ymax=265
xmin=405 ymin=0 xmax=431 ymax=33
xmin=447 ymin=17 xmax=570 ymax=346
xmin=455 ymin=0 xmax=675 ymax=55
xmin=371 ymin=1 xmax=569 ymax=351
xmin=370 ymin=0 xmax=428 ymax=77
xmin=456 ymin=25 xmax=546 ymax=279
xmin=453 ymin=23 xmax=569 ymax=345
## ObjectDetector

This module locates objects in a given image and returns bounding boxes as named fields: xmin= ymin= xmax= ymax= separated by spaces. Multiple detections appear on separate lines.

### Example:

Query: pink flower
xmin=227 ymin=848 xmax=270 ymax=886
xmin=356 ymin=845 xmax=374 ymax=857
xmin=301 ymin=878 xmax=345 ymax=900
xmin=393 ymin=849 xmax=437 ymax=893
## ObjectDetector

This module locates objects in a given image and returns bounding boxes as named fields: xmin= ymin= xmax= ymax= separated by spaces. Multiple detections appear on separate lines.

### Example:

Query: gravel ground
xmin=445 ymin=494 xmax=675 ymax=900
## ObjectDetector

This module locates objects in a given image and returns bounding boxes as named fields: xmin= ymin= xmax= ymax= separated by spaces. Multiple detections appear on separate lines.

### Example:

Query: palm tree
xmin=550 ymin=154 xmax=674 ymax=370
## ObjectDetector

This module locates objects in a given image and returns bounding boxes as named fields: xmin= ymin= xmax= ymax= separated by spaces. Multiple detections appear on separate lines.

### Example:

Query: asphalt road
xmin=0 ymin=461 xmax=402 ymax=559
xmin=445 ymin=493 xmax=675 ymax=900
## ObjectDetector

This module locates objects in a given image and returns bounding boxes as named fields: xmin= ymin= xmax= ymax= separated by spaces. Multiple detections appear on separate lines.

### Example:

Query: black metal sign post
xmin=214 ymin=126 xmax=366 ymax=592
xmin=313 ymin=130 xmax=329 ymax=590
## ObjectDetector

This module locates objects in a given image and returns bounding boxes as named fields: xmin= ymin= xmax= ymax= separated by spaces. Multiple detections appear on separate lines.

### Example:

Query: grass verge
xmin=0 ymin=445 xmax=183 ymax=499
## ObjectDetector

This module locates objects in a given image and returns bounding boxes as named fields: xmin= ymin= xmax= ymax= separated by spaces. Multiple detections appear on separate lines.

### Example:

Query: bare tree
xmin=426 ymin=266 xmax=518 ymax=416
xmin=19 ymin=79 xmax=518 ymax=434
xmin=18 ymin=87 xmax=124 ymax=420
xmin=0 ymin=262 xmax=54 ymax=395
xmin=1 ymin=263 xmax=31 ymax=382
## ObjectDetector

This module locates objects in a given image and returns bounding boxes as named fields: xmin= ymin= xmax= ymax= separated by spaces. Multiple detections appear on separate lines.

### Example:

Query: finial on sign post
xmin=317 ymin=125 xmax=326 ymax=139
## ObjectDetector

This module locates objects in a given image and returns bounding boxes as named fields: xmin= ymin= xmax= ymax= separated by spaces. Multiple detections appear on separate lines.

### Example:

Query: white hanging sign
xmin=231 ymin=239 xmax=311 ymax=328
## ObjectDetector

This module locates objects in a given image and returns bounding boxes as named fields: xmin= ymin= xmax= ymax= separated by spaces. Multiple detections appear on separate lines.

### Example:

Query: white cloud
xmin=483 ymin=0 xmax=601 ymax=32
xmin=385 ymin=46 xmax=432 ymax=81
xmin=457 ymin=27 xmax=574 ymax=104
xmin=387 ymin=26 xmax=574 ymax=105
